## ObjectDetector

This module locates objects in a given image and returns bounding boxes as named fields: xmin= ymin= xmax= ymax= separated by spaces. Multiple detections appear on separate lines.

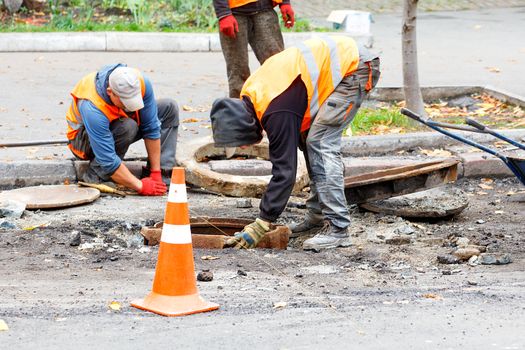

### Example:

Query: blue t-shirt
xmin=77 ymin=64 xmax=160 ymax=174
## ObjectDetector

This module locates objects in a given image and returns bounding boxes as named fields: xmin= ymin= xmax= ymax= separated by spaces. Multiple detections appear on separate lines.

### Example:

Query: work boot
xmin=303 ymin=221 xmax=352 ymax=251
xmin=82 ymin=166 xmax=104 ymax=184
xmin=288 ymin=213 xmax=324 ymax=238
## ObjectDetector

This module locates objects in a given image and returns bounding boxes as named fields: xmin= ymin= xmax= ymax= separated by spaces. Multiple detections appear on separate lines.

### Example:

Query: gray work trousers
xmin=71 ymin=99 xmax=179 ymax=182
xmin=219 ymin=9 xmax=284 ymax=98
xmin=301 ymin=58 xmax=381 ymax=229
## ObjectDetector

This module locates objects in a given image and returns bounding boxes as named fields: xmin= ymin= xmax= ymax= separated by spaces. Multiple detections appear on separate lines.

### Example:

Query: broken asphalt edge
xmin=0 ymin=32 xmax=373 ymax=52
xmin=2 ymin=127 xmax=525 ymax=190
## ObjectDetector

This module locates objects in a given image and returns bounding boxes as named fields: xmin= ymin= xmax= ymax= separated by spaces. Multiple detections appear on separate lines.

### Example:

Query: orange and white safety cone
xmin=131 ymin=167 xmax=219 ymax=316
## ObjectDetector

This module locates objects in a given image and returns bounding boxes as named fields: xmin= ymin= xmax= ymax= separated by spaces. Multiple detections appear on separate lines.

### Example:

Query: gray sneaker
xmin=288 ymin=214 xmax=324 ymax=238
xmin=303 ymin=222 xmax=352 ymax=251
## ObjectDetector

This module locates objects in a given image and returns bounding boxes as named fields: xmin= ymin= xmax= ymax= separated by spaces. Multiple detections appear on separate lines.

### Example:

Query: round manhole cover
xmin=0 ymin=185 xmax=100 ymax=209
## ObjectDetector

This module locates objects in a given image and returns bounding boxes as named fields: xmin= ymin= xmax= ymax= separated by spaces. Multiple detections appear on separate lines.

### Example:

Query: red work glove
xmin=139 ymin=177 xmax=167 ymax=196
xmin=150 ymin=169 xmax=162 ymax=183
xmin=219 ymin=15 xmax=239 ymax=38
xmin=279 ymin=4 xmax=295 ymax=28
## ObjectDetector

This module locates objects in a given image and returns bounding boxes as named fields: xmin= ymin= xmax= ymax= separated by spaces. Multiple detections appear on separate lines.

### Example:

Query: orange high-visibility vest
xmin=228 ymin=0 xmax=282 ymax=9
xmin=66 ymin=70 xmax=145 ymax=158
xmin=241 ymin=36 xmax=360 ymax=133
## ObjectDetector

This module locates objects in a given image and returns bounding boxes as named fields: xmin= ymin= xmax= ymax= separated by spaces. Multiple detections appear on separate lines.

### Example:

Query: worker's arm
xmin=137 ymin=77 xmax=161 ymax=141
xmin=213 ymin=0 xmax=232 ymax=19
xmin=138 ymin=77 xmax=163 ymax=172
xmin=110 ymin=163 xmax=142 ymax=191
xmin=144 ymin=138 xmax=161 ymax=171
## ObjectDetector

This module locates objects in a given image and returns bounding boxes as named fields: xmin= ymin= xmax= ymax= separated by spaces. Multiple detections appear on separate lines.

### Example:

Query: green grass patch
xmin=0 ymin=1 xmax=325 ymax=33
xmin=348 ymin=107 xmax=416 ymax=135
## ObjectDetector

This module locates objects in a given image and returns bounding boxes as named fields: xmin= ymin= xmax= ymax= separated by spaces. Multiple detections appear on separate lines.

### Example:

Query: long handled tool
xmin=0 ymin=140 xmax=68 ymax=148
xmin=400 ymin=108 xmax=525 ymax=186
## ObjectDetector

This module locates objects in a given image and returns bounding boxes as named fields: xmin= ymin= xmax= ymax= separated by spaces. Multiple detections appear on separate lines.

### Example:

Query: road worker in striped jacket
xmin=66 ymin=64 xmax=179 ymax=195
xmin=210 ymin=36 xmax=380 ymax=250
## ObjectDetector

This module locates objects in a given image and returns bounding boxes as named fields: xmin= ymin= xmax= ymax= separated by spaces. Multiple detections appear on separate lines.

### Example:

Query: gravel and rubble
xmin=0 ymin=177 xmax=524 ymax=348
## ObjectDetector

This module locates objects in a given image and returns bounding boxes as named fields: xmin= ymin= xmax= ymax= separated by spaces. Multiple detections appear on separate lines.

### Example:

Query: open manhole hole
xmin=141 ymin=217 xmax=290 ymax=249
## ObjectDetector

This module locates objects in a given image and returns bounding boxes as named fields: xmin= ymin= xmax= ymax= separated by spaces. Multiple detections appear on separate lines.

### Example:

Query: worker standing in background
xmin=66 ymin=63 xmax=179 ymax=196
xmin=213 ymin=0 xmax=295 ymax=97
xmin=210 ymin=36 xmax=380 ymax=250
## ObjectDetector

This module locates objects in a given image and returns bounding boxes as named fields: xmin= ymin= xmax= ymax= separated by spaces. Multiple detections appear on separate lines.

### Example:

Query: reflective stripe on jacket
xmin=228 ymin=0 xmax=281 ymax=9
xmin=66 ymin=70 xmax=145 ymax=145
xmin=241 ymin=36 xmax=360 ymax=132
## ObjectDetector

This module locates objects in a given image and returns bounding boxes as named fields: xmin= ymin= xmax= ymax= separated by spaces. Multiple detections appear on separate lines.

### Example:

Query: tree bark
xmin=4 ymin=0 xmax=23 ymax=13
xmin=402 ymin=0 xmax=426 ymax=119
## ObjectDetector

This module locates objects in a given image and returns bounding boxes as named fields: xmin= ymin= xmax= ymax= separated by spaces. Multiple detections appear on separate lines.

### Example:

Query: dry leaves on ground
xmin=108 ymin=301 xmax=121 ymax=311
xmin=419 ymin=148 xmax=453 ymax=157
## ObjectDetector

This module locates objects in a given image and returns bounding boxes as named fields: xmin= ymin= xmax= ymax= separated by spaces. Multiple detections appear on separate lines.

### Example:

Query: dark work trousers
xmin=70 ymin=98 xmax=179 ymax=182
xmin=219 ymin=9 xmax=284 ymax=98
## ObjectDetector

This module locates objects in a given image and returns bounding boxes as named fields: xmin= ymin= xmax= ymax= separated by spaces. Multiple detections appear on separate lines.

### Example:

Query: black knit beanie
xmin=210 ymin=98 xmax=262 ymax=147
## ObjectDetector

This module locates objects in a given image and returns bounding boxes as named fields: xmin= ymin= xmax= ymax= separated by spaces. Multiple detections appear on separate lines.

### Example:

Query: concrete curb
xmin=1 ymin=130 xmax=523 ymax=189
xmin=341 ymin=129 xmax=525 ymax=157
xmin=0 ymin=32 xmax=373 ymax=52
xmin=371 ymin=86 xmax=525 ymax=108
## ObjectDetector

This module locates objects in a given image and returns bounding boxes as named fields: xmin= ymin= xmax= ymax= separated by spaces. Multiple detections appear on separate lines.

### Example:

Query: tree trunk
xmin=4 ymin=0 xmax=23 ymax=13
xmin=402 ymin=0 xmax=426 ymax=119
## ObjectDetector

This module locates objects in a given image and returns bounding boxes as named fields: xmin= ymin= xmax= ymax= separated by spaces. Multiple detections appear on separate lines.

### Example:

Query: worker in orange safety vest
xmin=210 ymin=36 xmax=380 ymax=250
xmin=213 ymin=0 xmax=295 ymax=98
xmin=66 ymin=64 xmax=179 ymax=196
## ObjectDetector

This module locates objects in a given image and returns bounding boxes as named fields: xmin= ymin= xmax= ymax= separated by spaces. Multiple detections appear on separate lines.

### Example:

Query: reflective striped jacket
xmin=65 ymin=67 xmax=145 ymax=158
xmin=240 ymin=36 xmax=360 ymax=132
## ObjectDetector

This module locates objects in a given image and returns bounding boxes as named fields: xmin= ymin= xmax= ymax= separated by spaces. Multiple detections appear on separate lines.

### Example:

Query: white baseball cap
xmin=108 ymin=67 xmax=144 ymax=112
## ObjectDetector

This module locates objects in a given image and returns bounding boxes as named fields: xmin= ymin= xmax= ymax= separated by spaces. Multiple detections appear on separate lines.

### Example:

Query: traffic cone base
xmin=131 ymin=167 xmax=219 ymax=317
xmin=131 ymin=292 xmax=219 ymax=317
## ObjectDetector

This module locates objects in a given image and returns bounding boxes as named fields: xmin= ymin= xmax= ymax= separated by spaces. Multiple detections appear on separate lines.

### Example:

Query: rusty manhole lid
xmin=141 ymin=217 xmax=290 ymax=249
xmin=0 ymin=185 xmax=100 ymax=209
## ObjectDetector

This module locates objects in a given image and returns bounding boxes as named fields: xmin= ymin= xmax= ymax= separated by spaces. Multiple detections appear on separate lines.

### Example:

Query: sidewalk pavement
xmin=0 ymin=32 xmax=373 ymax=52
xmin=0 ymin=8 xmax=524 ymax=188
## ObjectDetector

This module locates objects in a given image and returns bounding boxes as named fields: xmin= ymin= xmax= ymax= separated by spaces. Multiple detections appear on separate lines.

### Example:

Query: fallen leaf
xmin=23 ymin=222 xmax=50 ymax=231
xmin=201 ymin=255 xmax=220 ymax=260
xmin=182 ymin=105 xmax=194 ymax=112
xmin=273 ymin=301 xmax=287 ymax=309
xmin=478 ymin=184 xmax=493 ymax=190
xmin=108 ymin=301 xmax=121 ymax=311
xmin=0 ymin=319 xmax=8 ymax=331
xmin=182 ymin=118 xmax=201 ymax=123
xmin=481 ymin=178 xmax=494 ymax=184
xmin=419 ymin=148 xmax=452 ymax=157
xmin=506 ymin=191 xmax=516 ymax=196
xmin=493 ymin=141 xmax=508 ymax=148
xmin=422 ymin=293 xmax=442 ymax=300
xmin=411 ymin=223 xmax=426 ymax=230
xmin=476 ymin=191 xmax=488 ymax=196
xmin=494 ymin=210 xmax=505 ymax=214
xmin=486 ymin=66 xmax=501 ymax=73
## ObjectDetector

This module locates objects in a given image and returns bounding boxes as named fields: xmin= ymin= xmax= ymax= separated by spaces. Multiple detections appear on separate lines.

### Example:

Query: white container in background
xmin=327 ymin=10 xmax=373 ymax=35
